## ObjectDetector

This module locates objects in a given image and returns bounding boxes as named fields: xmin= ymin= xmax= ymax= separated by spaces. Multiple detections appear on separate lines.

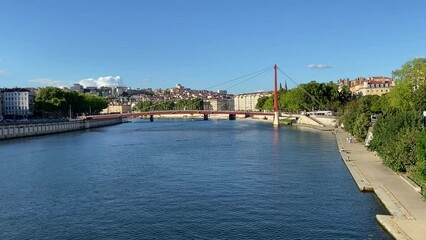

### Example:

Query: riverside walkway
xmin=335 ymin=129 xmax=426 ymax=240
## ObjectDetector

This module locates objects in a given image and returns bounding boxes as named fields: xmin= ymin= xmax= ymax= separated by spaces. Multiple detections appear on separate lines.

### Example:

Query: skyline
xmin=0 ymin=0 xmax=425 ymax=93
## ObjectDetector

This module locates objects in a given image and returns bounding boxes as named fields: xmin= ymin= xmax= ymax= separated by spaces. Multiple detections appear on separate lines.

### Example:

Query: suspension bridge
xmin=90 ymin=65 xmax=296 ymax=126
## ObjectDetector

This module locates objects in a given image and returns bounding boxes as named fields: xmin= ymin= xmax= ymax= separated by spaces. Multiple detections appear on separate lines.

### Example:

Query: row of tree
xmin=133 ymin=98 xmax=203 ymax=111
xmin=341 ymin=58 xmax=426 ymax=195
xmin=34 ymin=87 xmax=108 ymax=117
xmin=256 ymin=81 xmax=352 ymax=112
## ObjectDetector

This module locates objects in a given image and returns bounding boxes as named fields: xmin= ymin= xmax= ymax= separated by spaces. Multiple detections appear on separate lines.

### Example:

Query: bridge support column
xmin=273 ymin=64 xmax=279 ymax=127
xmin=203 ymin=114 xmax=209 ymax=120
xmin=150 ymin=115 xmax=154 ymax=122
xmin=273 ymin=112 xmax=280 ymax=127
xmin=229 ymin=114 xmax=236 ymax=120
xmin=244 ymin=113 xmax=251 ymax=118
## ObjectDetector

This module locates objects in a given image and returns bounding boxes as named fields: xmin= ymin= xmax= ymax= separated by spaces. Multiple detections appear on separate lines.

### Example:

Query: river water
xmin=0 ymin=119 xmax=391 ymax=239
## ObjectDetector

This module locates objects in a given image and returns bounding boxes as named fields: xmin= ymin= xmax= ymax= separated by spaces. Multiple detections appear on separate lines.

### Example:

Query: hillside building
xmin=338 ymin=76 xmax=394 ymax=96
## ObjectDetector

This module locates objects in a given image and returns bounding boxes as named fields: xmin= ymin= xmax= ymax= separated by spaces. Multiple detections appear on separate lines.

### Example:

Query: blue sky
xmin=0 ymin=0 xmax=425 ymax=94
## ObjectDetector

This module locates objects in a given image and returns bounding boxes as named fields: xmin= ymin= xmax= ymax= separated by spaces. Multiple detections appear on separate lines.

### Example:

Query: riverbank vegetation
xmin=341 ymin=58 xmax=426 ymax=195
xmin=256 ymin=81 xmax=352 ymax=112
xmin=34 ymin=87 xmax=108 ymax=117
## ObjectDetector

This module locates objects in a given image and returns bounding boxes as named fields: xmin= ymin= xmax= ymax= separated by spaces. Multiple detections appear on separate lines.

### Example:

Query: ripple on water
xmin=0 ymin=120 xmax=391 ymax=239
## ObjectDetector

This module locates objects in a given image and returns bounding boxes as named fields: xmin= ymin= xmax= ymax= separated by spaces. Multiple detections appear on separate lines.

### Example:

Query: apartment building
xmin=234 ymin=91 xmax=272 ymax=111
xmin=101 ymin=103 xmax=132 ymax=114
xmin=1 ymin=88 xmax=35 ymax=118
xmin=338 ymin=76 xmax=394 ymax=96
xmin=203 ymin=99 xmax=234 ymax=111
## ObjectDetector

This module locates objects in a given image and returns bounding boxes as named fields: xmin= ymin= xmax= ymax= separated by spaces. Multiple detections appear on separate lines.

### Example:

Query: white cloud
xmin=308 ymin=64 xmax=332 ymax=69
xmin=29 ymin=78 xmax=70 ymax=88
xmin=79 ymin=76 xmax=124 ymax=88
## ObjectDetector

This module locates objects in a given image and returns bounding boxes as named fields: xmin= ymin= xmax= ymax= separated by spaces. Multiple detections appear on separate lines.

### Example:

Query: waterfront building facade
xmin=338 ymin=76 xmax=395 ymax=96
xmin=101 ymin=103 xmax=132 ymax=114
xmin=1 ymin=88 xmax=35 ymax=118
xmin=234 ymin=91 xmax=272 ymax=111
xmin=203 ymin=99 xmax=234 ymax=111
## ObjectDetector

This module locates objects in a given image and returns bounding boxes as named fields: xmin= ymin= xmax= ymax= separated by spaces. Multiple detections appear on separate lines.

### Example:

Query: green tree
xmin=280 ymin=87 xmax=305 ymax=112
xmin=369 ymin=111 xmax=421 ymax=164
xmin=392 ymin=57 xmax=426 ymax=87
xmin=34 ymin=87 xmax=66 ymax=116
xmin=413 ymin=84 xmax=426 ymax=112
xmin=256 ymin=96 xmax=271 ymax=111
xmin=261 ymin=96 xmax=274 ymax=111
xmin=341 ymin=100 xmax=360 ymax=134
xmin=63 ymin=91 xmax=86 ymax=115
xmin=386 ymin=80 xmax=415 ymax=112
xmin=82 ymin=94 xmax=108 ymax=114
xmin=134 ymin=101 xmax=154 ymax=111
xmin=381 ymin=128 xmax=419 ymax=172
xmin=352 ymin=113 xmax=370 ymax=141
xmin=338 ymin=85 xmax=352 ymax=105
xmin=341 ymin=95 xmax=379 ymax=138
xmin=35 ymin=87 xmax=108 ymax=117
xmin=412 ymin=130 xmax=426 ymax=194
xmin=190 ymin=98 xmax=203 ymax=110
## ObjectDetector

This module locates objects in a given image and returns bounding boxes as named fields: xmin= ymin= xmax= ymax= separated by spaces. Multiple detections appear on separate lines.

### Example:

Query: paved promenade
xmin=335 ymin=129 xmax=426 ymax=240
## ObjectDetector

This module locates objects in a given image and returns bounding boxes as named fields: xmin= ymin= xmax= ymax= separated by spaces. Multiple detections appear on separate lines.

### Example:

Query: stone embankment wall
xmin=0 ymin=118 xmax=122 ymax=140
xmin=297 ymin=115 xmax=336 ymax=127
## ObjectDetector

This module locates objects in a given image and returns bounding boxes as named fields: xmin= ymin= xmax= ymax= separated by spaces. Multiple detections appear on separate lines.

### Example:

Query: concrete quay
xmin=0 ymin=118 xmax=122 ymax=140
xmin=335 ymin=129 xmax=426 ymax=240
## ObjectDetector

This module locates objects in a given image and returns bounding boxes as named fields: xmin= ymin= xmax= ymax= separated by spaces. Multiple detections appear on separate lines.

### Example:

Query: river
xmin=0 ymin=119 xmax=391 ymax=239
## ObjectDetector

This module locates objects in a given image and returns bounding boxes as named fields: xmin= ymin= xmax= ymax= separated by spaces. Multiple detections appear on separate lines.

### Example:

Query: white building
xmin=112 ymin=86 xmax=128 ymax=97
xmin=1 ymin=88 xmax=35 ymax=117
xmin=234 ymin=91 xmax=272 ymax=111
xmin=70 ymin=83 xmax=84 ymax=93
xmin=203 ymin=99 xmax=234 ymax=111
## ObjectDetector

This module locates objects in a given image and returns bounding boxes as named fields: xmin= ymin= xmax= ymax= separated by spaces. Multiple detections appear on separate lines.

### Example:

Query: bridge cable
xmin=277 ymin=67 xmax=325 ymax=110
xmin=204 ymin=66 xmax=271 ymax=91
xmin=213 ymin=68 xmax=271 ymax=110
xmin=137 ymin=66 xmax=273 ymax=112
xmin=225 ymin=68 xmax=271 ymax=91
